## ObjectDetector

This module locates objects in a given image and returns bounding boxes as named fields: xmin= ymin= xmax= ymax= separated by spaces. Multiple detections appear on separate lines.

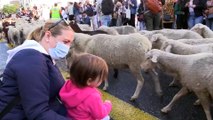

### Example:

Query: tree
xmin=2 ymin=4 xmax=18 ymax=14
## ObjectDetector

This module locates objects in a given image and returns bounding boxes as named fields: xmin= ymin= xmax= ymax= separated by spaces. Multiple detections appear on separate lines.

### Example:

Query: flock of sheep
xmin=0 ymin=17 xmax=45 ymax=46
xmin=67 ymin=23 xmax=213 ymax=120
xmin=1 ymin=17 xmax=213 ymax=120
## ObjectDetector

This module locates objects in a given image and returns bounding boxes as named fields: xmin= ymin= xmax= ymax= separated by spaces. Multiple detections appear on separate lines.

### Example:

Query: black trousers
xmin=69 ymin=15 xmax=74 ymax=21
xmin=176 ymin=14 xmax=188 ymax=29
xmin=123 ymin=14 xmax=136 ymax=27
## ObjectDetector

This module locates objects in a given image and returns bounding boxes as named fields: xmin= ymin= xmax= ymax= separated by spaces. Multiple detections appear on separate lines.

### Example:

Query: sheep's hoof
xmin=102 ymin=86 xmax=107 ymax=91
xmin=161 ymin=107 xmax=170 ymax=113
xmin=169 ymin=82 xmax=178 ymax=87
xmin=157 ymin=91 xmax=163 ymax=97
xmin=130 ymin=96 xmax=137 ymax=101
xmin=193 ymin=99 xmax=201 ymax=106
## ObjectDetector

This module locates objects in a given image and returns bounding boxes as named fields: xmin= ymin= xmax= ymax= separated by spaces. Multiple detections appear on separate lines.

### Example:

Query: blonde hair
xmin=27 ymin=19 xmax=72 ymax=41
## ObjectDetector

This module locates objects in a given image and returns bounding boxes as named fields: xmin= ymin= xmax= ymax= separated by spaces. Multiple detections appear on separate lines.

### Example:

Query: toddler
xmin=60 ymin=53 xmax=112 ymax=120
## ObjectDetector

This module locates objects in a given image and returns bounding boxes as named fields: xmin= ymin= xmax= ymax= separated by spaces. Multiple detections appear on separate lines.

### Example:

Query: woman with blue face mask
xmin=0 ymin=19 xmax=74 ymax=120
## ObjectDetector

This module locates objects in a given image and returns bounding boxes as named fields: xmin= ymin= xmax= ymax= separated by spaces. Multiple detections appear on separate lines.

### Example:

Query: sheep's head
xmin=160 ymin=41 xmax=172 ymax=52
xmin=190 ymin=23 xmax=205 ymax=35
xmin=73 ymin=33 xmax=91 ymax=52
xmin=66 ymin=33 xmax=91 ymax=70
xmin=150 ymin=33 xmax=166 ymax=49
xmin=142 ymin=49 xmax=159 ymax=72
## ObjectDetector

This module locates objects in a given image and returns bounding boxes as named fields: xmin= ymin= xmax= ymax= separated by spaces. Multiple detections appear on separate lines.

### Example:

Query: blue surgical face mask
xmin=49 ymin=42 xmax=70 ymax=60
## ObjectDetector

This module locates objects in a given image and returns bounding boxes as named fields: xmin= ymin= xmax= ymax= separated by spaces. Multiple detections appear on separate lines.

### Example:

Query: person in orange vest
xmin=50 ymin=3 xmax=62 ymax=20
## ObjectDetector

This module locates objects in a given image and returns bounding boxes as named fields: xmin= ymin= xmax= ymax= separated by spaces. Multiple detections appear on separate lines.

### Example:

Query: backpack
xmin=145 ymin=0 xmax=162 ymax=14
xmin=101 ymin=0 xmax=114 ymax=15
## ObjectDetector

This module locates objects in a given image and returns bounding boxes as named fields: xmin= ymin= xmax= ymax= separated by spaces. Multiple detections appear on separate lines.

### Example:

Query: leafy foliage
xmin=2 ymin=4 xmax=18 ymax=14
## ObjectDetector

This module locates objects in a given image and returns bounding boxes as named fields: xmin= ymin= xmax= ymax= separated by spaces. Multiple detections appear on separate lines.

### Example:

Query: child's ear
xmin=87 ymin=78 xmax=92 ymax=86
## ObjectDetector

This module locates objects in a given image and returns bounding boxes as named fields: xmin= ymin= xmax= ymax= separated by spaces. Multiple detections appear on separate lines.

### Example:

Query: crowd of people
xmin=1 ymin=0 xmax=213 ymax=31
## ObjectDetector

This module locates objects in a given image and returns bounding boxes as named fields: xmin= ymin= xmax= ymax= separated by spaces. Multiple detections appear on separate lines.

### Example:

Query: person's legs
xmin=101 ymin=15 xmax=108 ymax=26
xmin=106 ymin=15 xmax=111 ymax=26
xmin=206 ymin=18 xmax=211 ymax=29
xmin=144 ymin=12 xmax=153 ymax=31
xmin=183 ymin=14 xmax=188 ymax=29
xmin=69 ymin=15 xmax=74 ymax=21
xmin=153 ymin=13 xmax=161 ymax=30
xmin=93 ymin=15 xmax=98 ymax=30
xmin=210 ymin=20 xmax=213 ymax=30
xmin=101 ymin=15 xmax=111 ymax=26
xmin=139 ymin=21 xmax=146 ymax=30
xmin=129 ymin=14 xmax=136 ymax=27
xmin=188 ymin=14 xmax=195 ymax=29
xmin=176 ymin=14 xmax=182 ymax=29
xmin=195 ymin=16 xmax=204 ymax=25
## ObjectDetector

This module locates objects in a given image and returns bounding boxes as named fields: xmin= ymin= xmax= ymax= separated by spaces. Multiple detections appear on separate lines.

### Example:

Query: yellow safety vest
xmin=51 ymin=7 xmax=61 ymax=19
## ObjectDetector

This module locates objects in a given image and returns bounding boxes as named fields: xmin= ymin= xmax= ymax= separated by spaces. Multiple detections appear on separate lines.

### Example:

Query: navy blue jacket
xmin=0 ymin=49 xmax=68 ymax=120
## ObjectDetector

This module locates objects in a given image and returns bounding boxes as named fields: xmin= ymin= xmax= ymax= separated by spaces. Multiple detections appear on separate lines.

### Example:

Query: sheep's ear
xmin=198 ymin=24 xmax=205 ymax=29
xmin=165 ymin=45 xmax=172 ymax=52
xmin=160 ymin=41 xmax=168 ymax=50
xmin=151 ymin=55 xmax=158 ymax=63
xmin=150 ymin=34 xmax=158 ymax=42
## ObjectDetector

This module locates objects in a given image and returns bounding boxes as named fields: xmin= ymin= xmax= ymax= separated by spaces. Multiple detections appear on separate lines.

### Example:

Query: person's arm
xmin=129 ymin=0 xmax=137 ymax=9
xmin=86 ymin=91 xmax=112 ymax=119
xmin=11 ymin=50 xmax=67 ymax=120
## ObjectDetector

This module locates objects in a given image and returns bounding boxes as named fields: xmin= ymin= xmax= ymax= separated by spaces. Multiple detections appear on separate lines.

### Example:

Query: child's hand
xmin=105 ymin=100 xmax=111 ymax=103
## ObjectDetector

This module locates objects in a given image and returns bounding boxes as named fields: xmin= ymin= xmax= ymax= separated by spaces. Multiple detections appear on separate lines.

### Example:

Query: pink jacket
xmin=59 ymin=80 xmax=112 ymax=120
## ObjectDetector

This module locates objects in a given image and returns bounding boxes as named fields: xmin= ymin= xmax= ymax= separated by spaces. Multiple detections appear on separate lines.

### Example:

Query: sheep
xmin=7 ymin=26 xmax=21 ymax=46
xmin=2 ymin=19 xmax=16 ymax=45
xmin=142 ymin=49 xmax=213 ymax=120
xmin=150 ymin=34 xmax=213 ymax=49
xmin=111 ymin=25 xmax=138 ymax=34
xmin=77 ymin=23 xmax=93 ymax=31
xmin=151 ymin=34 xmax=213 ymax=86
xmin=161 ymin=39 xmax=213 ymax=55
xmin=14 ymin=19 xmax=45 ymax=44
xmin=140 ymin=29 xmax=203 ymax=40
xmin=190 ymin=23 xmax=213 ymax=38
xmin=97 ymin=26 xmax=119 ymax=35
xmin=150 ymin=34 xmax=213 ymax=54
xmin=66 ymin=33 xmax=162 ymax=101
xmin=178 ymin=38 xmax=213 ymax=45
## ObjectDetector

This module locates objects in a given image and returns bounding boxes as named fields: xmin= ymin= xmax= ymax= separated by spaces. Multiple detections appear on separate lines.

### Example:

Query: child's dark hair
xmin=70 ymin=53 xmax=108 ymax=88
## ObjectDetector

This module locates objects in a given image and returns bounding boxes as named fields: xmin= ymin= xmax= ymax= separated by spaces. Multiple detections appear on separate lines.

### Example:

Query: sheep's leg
xmin=113 ymin=68 xmax=118 ymax=79
xmin=148 ymin=69 xmax=163 ymax=97
xmin=169 ymin=78 xmax=179 ymax=87
xmin=161 ymin=87 xmax=188 ymax=113
xmin=193 ymin=99 xmax=201 ymax=106
xmin=195 ymin=92 xmax=212 ymax=120
xmin=129 ymin=66 xmax=144 ymax=101
xmin=103 ymin=79 xmax=109 ymax=91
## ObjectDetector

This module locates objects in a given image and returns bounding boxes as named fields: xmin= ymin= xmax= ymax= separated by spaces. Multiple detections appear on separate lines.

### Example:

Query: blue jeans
xmin=139 ymin=21 xmax=146 ymax=30
xmin=188 ymin=13 xmax=204 ymax=29
xmin=101 ymin=15 xmax=111 ymax=26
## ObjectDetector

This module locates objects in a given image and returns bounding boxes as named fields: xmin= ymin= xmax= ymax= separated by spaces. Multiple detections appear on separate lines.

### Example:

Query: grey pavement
xmin=0 ymin=41 xmax=9 ymax=74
